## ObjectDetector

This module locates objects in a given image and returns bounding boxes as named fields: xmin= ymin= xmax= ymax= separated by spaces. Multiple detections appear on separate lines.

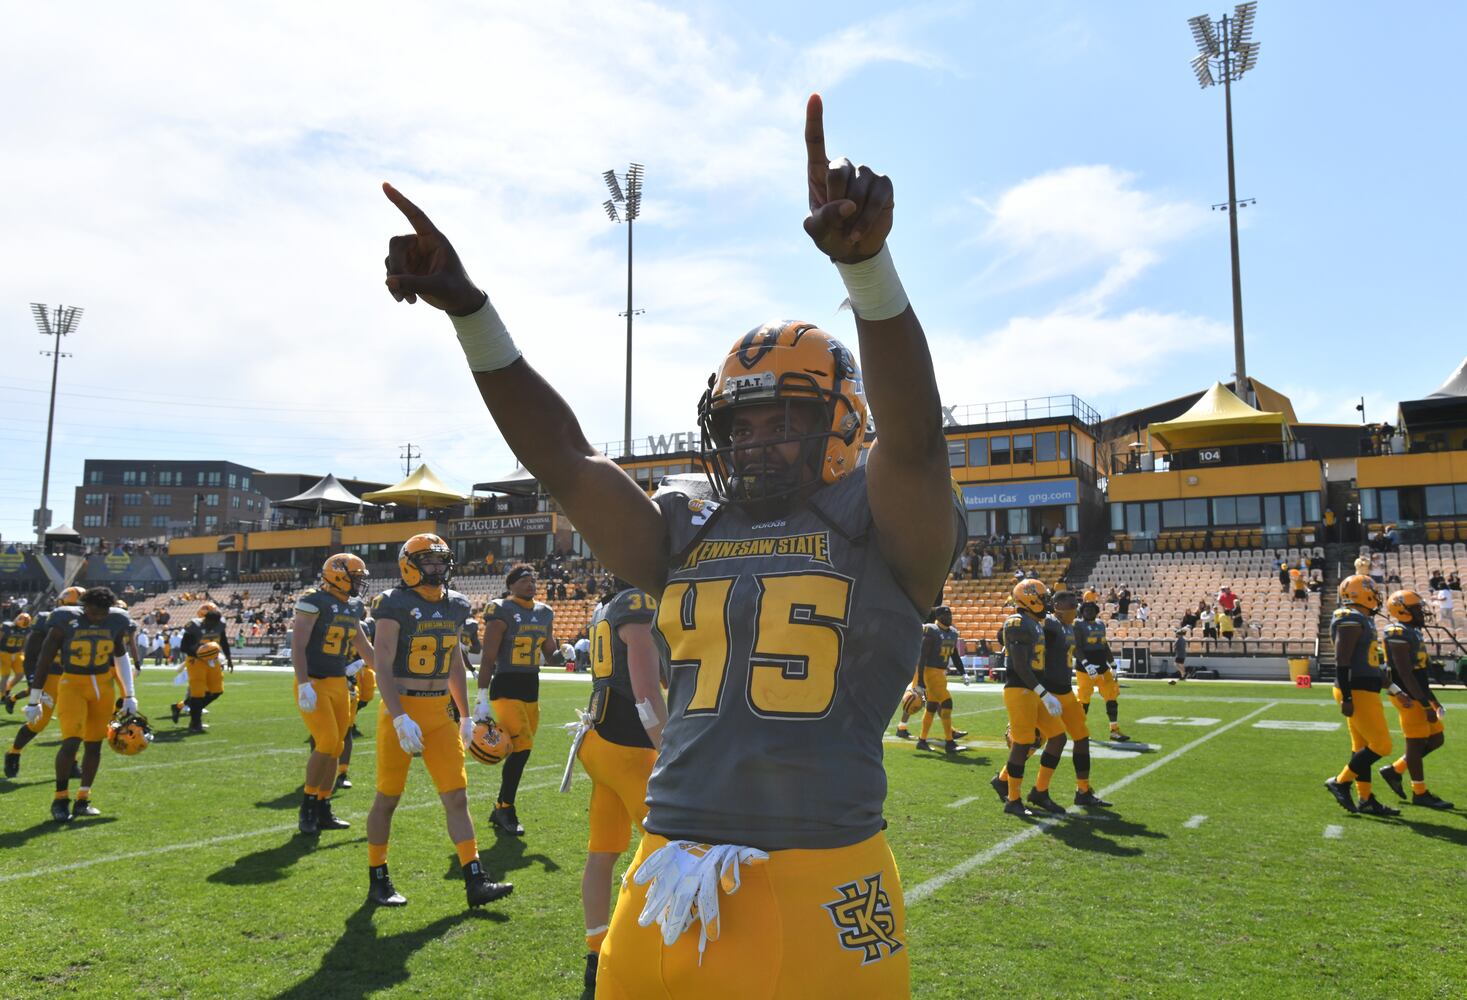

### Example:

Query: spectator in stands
xmin=980 ymin=551 xmax=994 ymax=578
xmin=1180 ymin=607 xmax=1200 ymax=633
xmin=1115 ymin=588 xmax=1132 ymax=621
xmin=1449 ymin=571 xmax=1462 ymax=592
xmin=1200 ymin=605 xmax=1217 ymax=639
xmin=1217 ymin=607 xmax=1235 ymax=644
xmin=1291 ymin=569 xmax=1308 ymax=602
xmin=1383 ymin=524 xmax=1399 ymax=550
xmin=1385 ymin=570 xmax=1401 ymax=585
xmin=955 ymin=550 xmax=971 ymax=579
xmin=1278 ymin=561 xmax=1291 ymax=594
xmin=1428 ymin=569 xmax=1447 ymax=593
xmin=1136 ymin=601 xmax=1150 ymax=625
xmin=1217 ymin=585 xmax=1237 ymax=614
xmin=1324 ymin=507 xmax=1336 ymax=542
xmin=1369 ymin=552 xmax=1386 ymax=585
xmin=1437 ymin=585 xmax=1456 ymax=630
xmin=1308 ymin=570 xmax=1325 ymax=594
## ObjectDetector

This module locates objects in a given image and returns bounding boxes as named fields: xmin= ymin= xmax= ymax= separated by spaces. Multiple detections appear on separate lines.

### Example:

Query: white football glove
xmin=121 ymin=696 xmax=138 ymax=716
xmin=23 ymin=701 xmax=42 ymax=725
xmin=23 ymin=689 xmax=51 ymax=725
xmin=344 ymin=659 xmax=364 ymax=678
xmin=460 ymin=716 xmax=475 ymax=749
xmin=1085 ymin=664 xmax=1099 ymax=678
xmin=1041 ymin=692 xmax=1063 ymax=717
xmin=393 ymin=713 xmax=424 ymax=754
xmin=297 ymin=681 xmax=317 ymax=712
xmin=473 ymin=690 xmax=491 ymax=723
xmin=633 ymin=840 xmax=768 ymax=964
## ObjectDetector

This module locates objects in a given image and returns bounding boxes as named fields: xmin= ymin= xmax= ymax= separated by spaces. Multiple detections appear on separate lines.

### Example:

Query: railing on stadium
xmin=944 ymin=395 xmax=1100 ymax=431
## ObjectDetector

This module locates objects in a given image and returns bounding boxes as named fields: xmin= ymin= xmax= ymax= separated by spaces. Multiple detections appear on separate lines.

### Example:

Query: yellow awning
xmin=1149 ymin=382 xmax=1287 ymax=451
xmin=361 ymin=464 xmax=468 ymax=507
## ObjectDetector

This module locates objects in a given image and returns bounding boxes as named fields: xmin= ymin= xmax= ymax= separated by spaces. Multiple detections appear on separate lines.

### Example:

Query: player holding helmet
xmin=912 ymin=606 xmax=968 ymax=752
xmin=0 ymin=611 xmax=30 ymax=711
xmin=1071 ymin=592 xmax=1132 ymax=743
xmin=381 ymin=93 xmax=961 ymax=997
xmin=992 ymin=579 xmax=1064 ymax=817
xmin=170 ymin=601 xmax=234 ymax=731
xmin=1324 ymin=575 xmax=1399 ymax=816
xmin=4 ymin=587 xmax=84 ymax=779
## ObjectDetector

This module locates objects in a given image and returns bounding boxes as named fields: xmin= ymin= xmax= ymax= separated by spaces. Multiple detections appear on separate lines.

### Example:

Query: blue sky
xmin=2 ymin=1 xmax=1463 ymax=541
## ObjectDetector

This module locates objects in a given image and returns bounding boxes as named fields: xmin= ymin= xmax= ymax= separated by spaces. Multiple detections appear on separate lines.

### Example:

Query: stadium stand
xmin=942 ymin=559 xmax=1072 ymax=645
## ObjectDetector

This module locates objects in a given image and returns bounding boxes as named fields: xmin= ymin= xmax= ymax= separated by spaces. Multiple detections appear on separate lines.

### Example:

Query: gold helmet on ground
xmin=1338 ymin=575 xmax=1380 ymax=613
xmin=322 ymin=553 xmax=369 ymax=598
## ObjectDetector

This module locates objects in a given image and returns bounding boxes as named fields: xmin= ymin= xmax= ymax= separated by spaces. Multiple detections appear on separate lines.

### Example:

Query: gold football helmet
xmin=1012 ymin=579 xmax=1051 ymax=616
xmin=901 ymin=688 xmax=925 ymax=715
xmin=468 ymin=720 xmax=512 ymax=765
xmin=14 ymin=612 xmax=31 ymax=629
xmin=1385 ymin=589 xmax=1426 ymax=625
xmin=322 ymin=553 xmax=369 ymax=598
xmin=698 ymin=321 xmax=870 ymax=503
xmin=399 ymin=533 xmax=453 ymax=590
xmin=198 ymin=601 xmax=221 ymax=619
xmin=1338 ymin=575 xmax=1380 ymax=613
xmin=108 ymin=712 xmax=153 ymax=756
xmin=195 ymin=641 xmax=222 ymax=661
xmin=57 ymin=586 xmax=84 ymax=606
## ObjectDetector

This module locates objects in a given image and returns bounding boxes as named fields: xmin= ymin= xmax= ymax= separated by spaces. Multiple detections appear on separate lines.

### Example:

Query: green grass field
xmin=1 ymin=670 xmax=1463 ymax=999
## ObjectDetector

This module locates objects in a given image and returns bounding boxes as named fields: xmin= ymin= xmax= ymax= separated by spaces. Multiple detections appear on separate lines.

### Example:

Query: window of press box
xmin=1006 ymin=508 xmax=1030 ymax=534
xmin=1035 ymin=432 xmax=1057 ymax=463
xmin=1013 ymin=434 xmax=1034 ymax=464
xmin=968 ymin=437 xmax=988 ymax=467
xmin=947 ymin=440 xmax=966 ymax=467
xmin=990 ymin=436 xmax=1011 ymax=465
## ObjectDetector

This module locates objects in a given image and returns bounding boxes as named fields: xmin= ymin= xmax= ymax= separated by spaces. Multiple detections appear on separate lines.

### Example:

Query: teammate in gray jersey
xmin=382 ymin=93 xmax=960 ymax=998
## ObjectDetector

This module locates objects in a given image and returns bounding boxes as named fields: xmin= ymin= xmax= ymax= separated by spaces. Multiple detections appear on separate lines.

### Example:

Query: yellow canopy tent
xmin=1148 ymin=382 xmax=1288 ymax=451
xmin=361 ymin=464 xmax=469 ymax=507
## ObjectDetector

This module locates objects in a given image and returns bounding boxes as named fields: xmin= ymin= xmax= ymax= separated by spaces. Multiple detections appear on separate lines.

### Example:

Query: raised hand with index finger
xmin=803 ymin=94 xmax=894 ymax=264
xmin=381 ymin=183 xmax=487 ymax=317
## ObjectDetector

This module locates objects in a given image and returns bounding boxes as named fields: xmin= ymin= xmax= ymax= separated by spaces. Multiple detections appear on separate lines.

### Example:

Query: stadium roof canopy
xmin=361 ymin=464 xmax=468 ymax=507
xmin=1398 ymin=355 xmax=1467 ymax=436
xmin=1148 ymin=382 xmax=1288 ymax=451
xmin=473 ymin=464 xmax=540 ymax=497
xmin=1429 ymin=356 xmax=1466 ymax=398
xmin=44 ymin=523 xmax=82 ymax=540
xmin=271 ymin=473 xmax=375 ymax=513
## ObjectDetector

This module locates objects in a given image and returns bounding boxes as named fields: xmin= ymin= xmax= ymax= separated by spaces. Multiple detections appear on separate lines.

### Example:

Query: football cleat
xmin=72 ymin=798 xmax=100 ymax=818
xmin=1026 ymin=788 xmax=1067 ymax=815
xmin=1411 ymin=791 xmax=1454 ymax=810
xmin=298 ymin=799 xmax=319 ymax=836
xmin=914 ymin=738 xmax=931 ymax=751
xmin=1357 ymin=796 xmax=1400 ymax=817
xmin=951 ymin=729 xmax=969 ymax=740
xmin=1074 ymin=789 xmax=1112 ymax=808
xmin=1109 ymin=729 xmax=1133 ymax=743
xmin=1324 ymin=777 xmax=1357 ymax=814
xmin=943 ymin=739 xmax=962 ymax=753
xmin=1377 ymin=765 xmax=1407 ymax=801
xmin=989 ymin=773 xmax=1008 ymax=804
xmin=894 ymin=726 xmax=911 ymax=739
xmin=489 ymin=803 xmax=524 ymax=837
xmin=171 ymin=701 xmax=181 ymax=724
xmin=4 ymin=752 xmax=19 ymax=779
xmin=367 ymin=866 xmax=407 ymax=907
xmin=316 ymin=799 xmax=350 ymax=831
xmin=3 ymin=694 xmax=13 ymax=714
xmin=335 ymin=773 xmax=352 ymax=790
xmin=1002 ymin=799 xmax=1033 ymax=818
xmin=465 ymin=873 xmax=514 ymax=908
xmin=51 ymin=799 xmax=72 ymax=824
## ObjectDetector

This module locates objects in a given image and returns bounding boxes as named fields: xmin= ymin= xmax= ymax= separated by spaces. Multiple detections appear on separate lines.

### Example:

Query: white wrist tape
xmin=835 ymin=244 xmax=908 ymax=321
xmin=1387 ymin=683 xmax=1404 ymax=696
xmin=636 ymin=698 xmax=660 ymax=730
xmin=1034 ymin=685 xmax=1048 ymax=698
xmin=449 ymin=296 xmax=522 ymax=372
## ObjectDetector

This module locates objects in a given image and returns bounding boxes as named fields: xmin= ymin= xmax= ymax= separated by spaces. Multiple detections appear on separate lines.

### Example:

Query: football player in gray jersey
xmin=383 ymin=94 xmax=960 ymax=998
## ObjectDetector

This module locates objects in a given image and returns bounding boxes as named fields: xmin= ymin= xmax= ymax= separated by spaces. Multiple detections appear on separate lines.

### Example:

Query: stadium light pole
xmin=30 ymin=303 xmax=83 ymax=547
xmin=603 ymin=163 xmax=644 ymax=458
xmin=1188 ymin=2 xmax=1259 ymax=404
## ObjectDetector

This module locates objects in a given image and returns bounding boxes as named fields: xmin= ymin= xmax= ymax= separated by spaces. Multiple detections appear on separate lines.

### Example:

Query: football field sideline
xmin=904 ymin=700 xmax=1278 ymax=904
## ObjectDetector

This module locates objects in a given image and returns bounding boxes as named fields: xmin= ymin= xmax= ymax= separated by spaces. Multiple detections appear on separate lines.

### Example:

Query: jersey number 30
xmin=659 ymin=572 xmax=852 ymax=720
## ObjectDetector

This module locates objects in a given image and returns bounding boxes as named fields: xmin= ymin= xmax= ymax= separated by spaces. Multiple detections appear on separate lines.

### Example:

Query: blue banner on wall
xmin=961 ymin=478 xmax=1078 ymax=510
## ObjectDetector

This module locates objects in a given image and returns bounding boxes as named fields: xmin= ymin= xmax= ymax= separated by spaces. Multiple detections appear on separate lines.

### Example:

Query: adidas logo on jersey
xmin=431 ymin=611 xmax=443 ymax=619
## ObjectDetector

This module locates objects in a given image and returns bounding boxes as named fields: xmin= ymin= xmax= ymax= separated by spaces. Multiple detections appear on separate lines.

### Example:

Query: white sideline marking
xmin=1182 ymin=814 xmax=1207 ymax=829
xmin=906 ymin=701 xmax=1278 ymax=904
xmin=946 ymin=796 xmax=983 ymax=809
xmin=1254 ymin=720 xmax=1340 ymax=732
xmin=1134 ymin=717 xmax=1220 ymax=727
xmin=1324 ymin=825 xmax=1344 ymax=839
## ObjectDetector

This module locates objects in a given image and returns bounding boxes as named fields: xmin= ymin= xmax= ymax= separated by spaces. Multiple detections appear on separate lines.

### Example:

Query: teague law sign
xmin=450 ymin=513 xmax=557 ymax=539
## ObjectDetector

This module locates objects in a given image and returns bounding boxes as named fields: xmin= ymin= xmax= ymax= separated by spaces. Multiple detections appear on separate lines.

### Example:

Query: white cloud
xmin=0 ymin=1 xmax=950 ymax=532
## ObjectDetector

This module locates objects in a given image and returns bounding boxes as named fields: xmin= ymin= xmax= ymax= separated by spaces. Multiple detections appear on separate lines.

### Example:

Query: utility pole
xmin=30 ymin=304 xmax=84 ymax=546
xmin=399 ymin=443 xmax=421 ymax=478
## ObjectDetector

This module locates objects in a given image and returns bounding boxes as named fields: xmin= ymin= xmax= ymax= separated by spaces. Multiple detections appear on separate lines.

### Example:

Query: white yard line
xmin=1324 ymin=824 xmax=1344 ymax=839
xmin=1182 ymin=814 xmax=1208 ymax=829
xmin=946 ymin=795 xmax=983 ymax=809
xmin=905 ymin=701 xmax=1278 ymax=905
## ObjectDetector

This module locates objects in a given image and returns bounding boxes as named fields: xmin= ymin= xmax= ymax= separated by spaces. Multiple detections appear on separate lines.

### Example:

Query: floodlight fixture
xmin=1184 ymin=4 xmax=1261 ymax=403
xmin=602 ymin=163 xmax=648 ymax=456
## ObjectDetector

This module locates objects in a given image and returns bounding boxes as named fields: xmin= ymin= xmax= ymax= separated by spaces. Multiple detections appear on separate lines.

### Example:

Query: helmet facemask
xmin=701 ymin=393 xmax=839 ymax=514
